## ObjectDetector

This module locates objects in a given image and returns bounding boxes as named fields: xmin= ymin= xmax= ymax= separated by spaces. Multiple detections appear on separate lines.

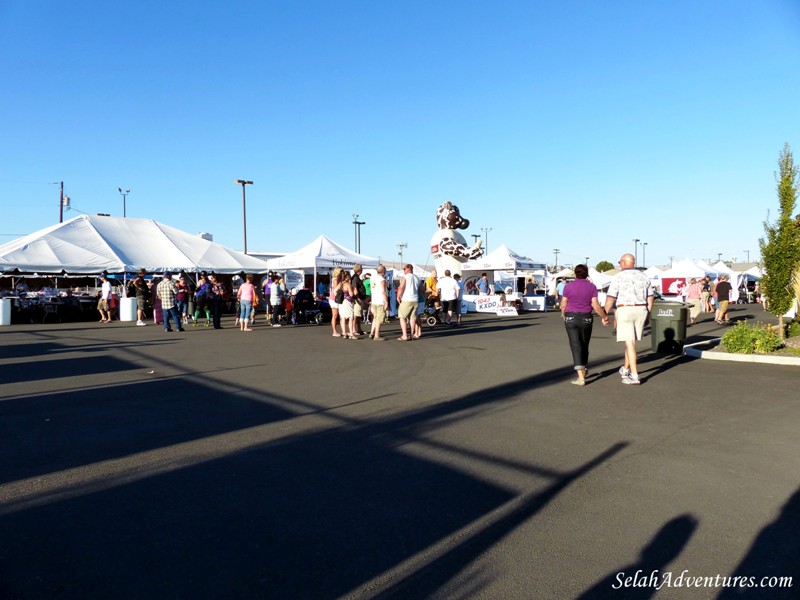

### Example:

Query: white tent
xmin=658 ymin=258 xmax=710 ymax=280
xmin=265 ymin=235 xmax=379 ymax=270
xmin=0 ymin=215 xmax=269 ymax=275
xmin=461 ymin=244 xmax=546 ymax=272
xmin=265 ymin=235 xmax=379 ymax=290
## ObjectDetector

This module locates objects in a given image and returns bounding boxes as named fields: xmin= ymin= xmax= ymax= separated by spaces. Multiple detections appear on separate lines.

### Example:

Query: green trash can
xmin=650 ymin=301 xmax=690 ymax=354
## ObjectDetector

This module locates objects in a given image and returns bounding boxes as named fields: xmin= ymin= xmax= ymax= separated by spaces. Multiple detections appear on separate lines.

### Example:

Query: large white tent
xmin=0 ymin=215 xmax=269 ymax=275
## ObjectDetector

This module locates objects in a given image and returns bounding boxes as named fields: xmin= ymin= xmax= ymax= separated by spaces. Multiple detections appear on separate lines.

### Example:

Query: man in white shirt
xmin=436 ymin=269 xmax=460 ymax=326
xmin=97 ymin=274 xmax=113 ymax=324
xmin=395 ymin=264 xmax=420 ymax=341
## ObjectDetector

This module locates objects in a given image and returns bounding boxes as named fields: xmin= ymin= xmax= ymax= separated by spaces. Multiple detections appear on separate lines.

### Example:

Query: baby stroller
xmin=423 ymin=300 xmax=443 ymax=327
xmin=291 ymin=289 xmax=324 ymax=325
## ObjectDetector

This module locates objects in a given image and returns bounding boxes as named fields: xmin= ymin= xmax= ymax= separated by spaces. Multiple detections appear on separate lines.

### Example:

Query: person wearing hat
xmin=156 ymin=271 xmax=185 ymax=332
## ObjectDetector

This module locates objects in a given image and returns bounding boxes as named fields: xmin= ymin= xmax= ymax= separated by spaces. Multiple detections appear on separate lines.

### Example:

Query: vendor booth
xmin=460 ymin=245 xmax=547 ymax=312
xmin=0 ymin=214 xmax=268 ymax=324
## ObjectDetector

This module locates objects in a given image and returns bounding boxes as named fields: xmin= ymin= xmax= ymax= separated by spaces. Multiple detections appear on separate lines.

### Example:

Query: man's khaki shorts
xmin=354 ymin=302 xmax=363 ymax=318
xmin=616 ymin=306 xmax=649 ymax=342
xmin=371 ymin=303 xmax=386 ymax=322
xmin=398 ymin=301 xmax=418 ymax=320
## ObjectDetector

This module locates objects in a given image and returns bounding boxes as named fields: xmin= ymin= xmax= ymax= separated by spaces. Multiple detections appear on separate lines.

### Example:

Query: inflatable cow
xmin=430 ymin=201 xmax=483 ymax=277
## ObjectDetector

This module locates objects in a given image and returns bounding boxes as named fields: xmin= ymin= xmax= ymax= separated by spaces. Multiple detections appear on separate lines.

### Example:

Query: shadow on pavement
xmin=577 ymin=514 xmax=698 ymax=599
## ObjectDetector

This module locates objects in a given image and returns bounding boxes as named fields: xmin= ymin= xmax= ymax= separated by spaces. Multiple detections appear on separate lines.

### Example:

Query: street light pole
xmin=553 ymin=248 xmax=560 ymax=271
xmin=481 ymin=227 xmax=492 ymax=256
xmin=397 ymin=241 xmax=407 ymax=265
xmin=118 ymin=187 xmax=131 ymax=218
xmin=642 ymin=242 xmax=647 ymax=268
xmin=471 ymin=234 xmax=481 ymax=247
xmin=717 ymin=252 xmax=722 ymax=263
xmin=234 ymin=180 xmax=253 ymax=254
xmin=632 ymin=238 xmax=640 ymax=265
xmin=743 ymin=249 xmax=750 ymax=262
xmin=352 ymin=213 xmax=365 ymax=253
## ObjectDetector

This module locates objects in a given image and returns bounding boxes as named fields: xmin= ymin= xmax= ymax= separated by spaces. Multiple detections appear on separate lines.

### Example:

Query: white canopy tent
xmin=0 ymin=215 xmax=269 ymax=275
xmin=461 ymin=244 xmax=546 ymax=273
xmin=265 ymin=235 xmax=379 ymax=290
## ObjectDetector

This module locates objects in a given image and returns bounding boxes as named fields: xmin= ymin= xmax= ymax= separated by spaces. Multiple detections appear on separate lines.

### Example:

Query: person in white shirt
xmin=395 ymin=264 xmax=420 ymax=341
xmin=368 ymin=265 xmax=388 ymax=341
xmin=436 ymin=269 xmax=460 ymax=326
xmin=97 ymin=274 xmax=113 ymax=324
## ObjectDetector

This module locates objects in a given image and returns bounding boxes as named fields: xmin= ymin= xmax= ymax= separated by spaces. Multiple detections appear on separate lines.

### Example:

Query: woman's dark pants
xmin=564 ymin=312 xmax=593 ymax=371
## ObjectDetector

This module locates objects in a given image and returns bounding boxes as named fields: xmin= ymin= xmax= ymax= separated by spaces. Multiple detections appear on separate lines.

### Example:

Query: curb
xmin=683 ymin=338 xmax=800 ymax=366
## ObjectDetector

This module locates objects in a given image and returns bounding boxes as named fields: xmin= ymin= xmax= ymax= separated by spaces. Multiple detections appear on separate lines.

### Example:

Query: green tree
xmin=595 ymin=260 xmax=614 ymax=272
xmin=759 ymin=143 xmax=800 ymax=339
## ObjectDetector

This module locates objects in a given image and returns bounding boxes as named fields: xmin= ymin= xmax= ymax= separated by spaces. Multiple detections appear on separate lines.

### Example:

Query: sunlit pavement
xmin=1 ymin=304 xmax=797 ymax=599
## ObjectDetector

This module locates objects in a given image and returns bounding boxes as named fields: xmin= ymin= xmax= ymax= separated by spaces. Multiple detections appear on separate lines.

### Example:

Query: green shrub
xmin=721 ymin=322 xmax=782 ymax=354
xmin=787 ymin=320 xmax=800 ymax=338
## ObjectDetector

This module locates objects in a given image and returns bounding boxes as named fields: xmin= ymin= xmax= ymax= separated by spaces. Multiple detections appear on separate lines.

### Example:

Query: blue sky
xmin=1 ymin=1 xmax=798 ymax=268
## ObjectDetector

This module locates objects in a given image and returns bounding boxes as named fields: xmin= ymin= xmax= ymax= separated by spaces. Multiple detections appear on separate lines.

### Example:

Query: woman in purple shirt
xmin=559 ymin=264 xmax=610 ymax=386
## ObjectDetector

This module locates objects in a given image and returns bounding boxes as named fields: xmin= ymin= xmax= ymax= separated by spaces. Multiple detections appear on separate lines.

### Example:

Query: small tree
xmin=595 ymin=260 xmax=614 ymax=272
xmin=759 ymin=143 xmax=800 ymax=339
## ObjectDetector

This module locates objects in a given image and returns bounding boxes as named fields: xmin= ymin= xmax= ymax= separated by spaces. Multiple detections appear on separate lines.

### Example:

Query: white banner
xmin=496 ymin=306 xmax=518 ymax=317
xmin=474 ymin=295 xmax=499 ymax=313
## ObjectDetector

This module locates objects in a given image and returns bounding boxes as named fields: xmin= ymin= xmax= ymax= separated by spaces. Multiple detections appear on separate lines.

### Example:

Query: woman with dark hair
xmin=559 ymin=264 xmax=610 ymax=386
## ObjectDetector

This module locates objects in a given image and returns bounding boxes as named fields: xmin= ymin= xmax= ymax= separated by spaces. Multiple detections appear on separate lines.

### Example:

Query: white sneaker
xmin=619 ymin=366 xmax=630 ymax=378
xmin=136 ymin=320 xmax=146 ymax=326
xmin=273 ymin=323 xmax=282 ymax=328
xmin=622 ymin=374 xmax=641 ymax=385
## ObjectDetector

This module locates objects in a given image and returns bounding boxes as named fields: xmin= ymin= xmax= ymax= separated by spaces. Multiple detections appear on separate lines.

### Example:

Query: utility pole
xmin=553 ymin=248 xmax=560 ymax=271
xmin=397 ymin=241 xmax=407 ymax=265
xmin=632 ymin=238 xmax=640 ymax=265
xmin=642 ymin=242 xmax=647 ymax=268
xmin=59 ymin=181 xmax=64 ymax=223
xmin=234 ymin=180 xmax=253 ymax=254
xmin=352 ymin=213 xmax=365 ymax=253
xmin=481 ymin=227 xmax=492 ymax=255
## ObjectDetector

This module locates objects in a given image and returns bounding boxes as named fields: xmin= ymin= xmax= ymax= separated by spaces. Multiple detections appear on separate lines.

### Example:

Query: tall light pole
xmin=118 ymin=187 xmax=131 ymax=218
xmin=471 ymin=233 xmax=481 ymax=247
xmin=553 ymin=248 xmax=560 ymax=271
xmin=352 ymin=213 xmax=365 ymax=253
xmin=717 ymin=252 xmax=722 ymax=263
xmin=234 ymin=180 xmax=253 ymax=253
xmin=743 ymin=249 xmax=750 ymax=262
xmin=642 ymin=242 xmax=647 ymax=268
xmin=481 ymin=227 xmax=492 ymax=256
xmin=397 ymin=241 xmax=407 ymax=265
xmin=632 ymin=238 xmax=640 ymax=265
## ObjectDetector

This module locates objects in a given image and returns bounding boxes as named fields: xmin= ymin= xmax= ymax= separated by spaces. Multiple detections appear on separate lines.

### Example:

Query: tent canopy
xmin=265 ymin=235 xmax=379 ymax=271
xmin=462 ymin=244 xmax=546 ymax=272
xmin=0 ymin=215 xmax=269 ymax=275
xmin=658 ymin=258 xmax=712 ymax=280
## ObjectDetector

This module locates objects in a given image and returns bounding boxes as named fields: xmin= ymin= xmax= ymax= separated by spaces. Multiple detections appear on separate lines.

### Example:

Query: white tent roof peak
xmin=265 ymin=235 xmax=379 ymax=270
xmin=462 ymin=244 xmax=546 ymax=271
xmin=0 ymin=214 xmax=269 ymax=274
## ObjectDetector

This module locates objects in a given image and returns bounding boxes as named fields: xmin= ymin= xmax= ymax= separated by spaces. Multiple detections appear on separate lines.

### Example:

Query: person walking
xmin=97 ymin=274 xmax=113 ymax=323
xmin=714 ymin=274 xmax=733 ymax=324
xmin=368 ymin=265 xmax=388 ymax=340
xmin=604 ymin=253 xmax=654 ymax=385
xmin=157 ymin=272 xmax=185 ymax=333
xmin=685 ymin=278 xmax=703 ymax=325
xmin=194 ymin=272 xmax=212 ymax=326
xmin=560 ymin=264 xmax=610 ymax=386
xmin=237 ymin=273 xmax=256 ymax=332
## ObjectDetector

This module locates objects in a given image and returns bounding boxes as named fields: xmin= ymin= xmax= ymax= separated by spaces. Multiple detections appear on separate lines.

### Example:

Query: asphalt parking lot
xmin=0 ymin=305 xmax=797 ymax=599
